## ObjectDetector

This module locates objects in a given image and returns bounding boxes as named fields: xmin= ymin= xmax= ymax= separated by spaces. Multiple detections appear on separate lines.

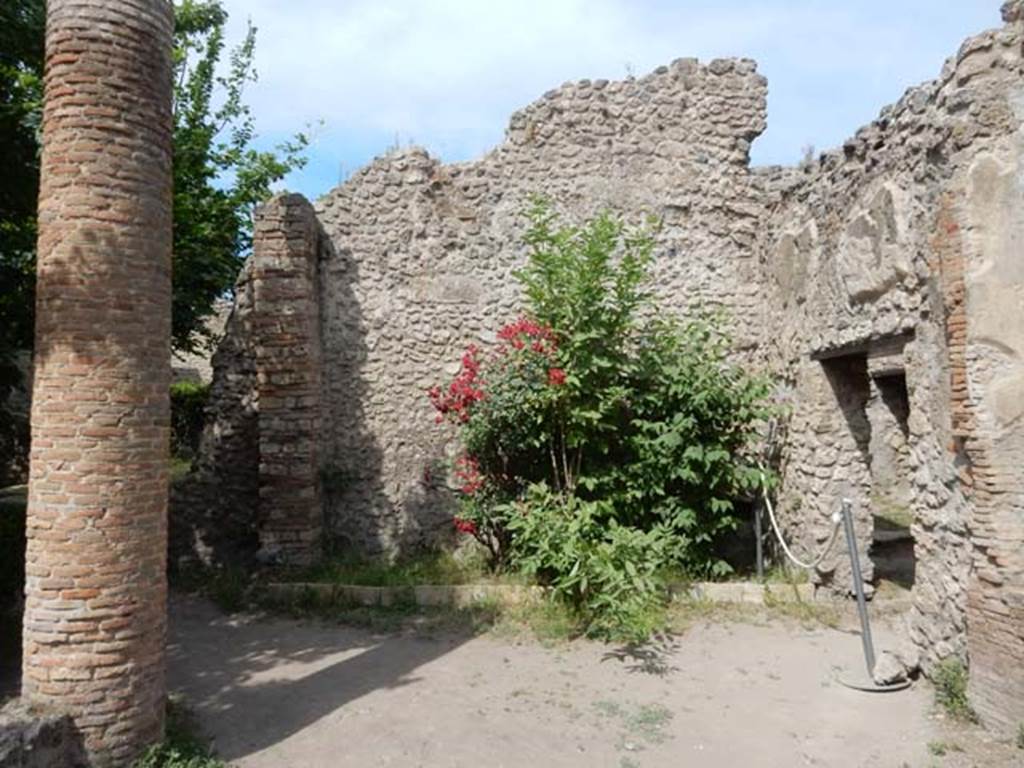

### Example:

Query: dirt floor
xmin=168 ymin=596 xmax=1020 ymax=768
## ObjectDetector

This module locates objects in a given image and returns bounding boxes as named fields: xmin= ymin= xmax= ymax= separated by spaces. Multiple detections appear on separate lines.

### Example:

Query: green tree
xmin=0 ymin=0 xmax=309 ymax=478
xmin=172 ymin=0 xmax=309 ymax=351
xmin=0 ymin=0 xmax=43 ymax=369
xmin=0 ymin=0 xmax=310 ymax=357
xmin=0 ymin=0 xmax=43 ymax=483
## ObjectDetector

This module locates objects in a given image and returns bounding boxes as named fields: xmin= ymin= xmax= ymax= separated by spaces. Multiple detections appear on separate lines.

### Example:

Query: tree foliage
xmin=0 ymin=0 xmax=43 ymax=481
xmin=430 ymin=200 xmax=775 ymax=639
xmin=0 ymin=0 xmax=309 ymax=477
xmin=171 ymin=0 xmax=309 ymax=351
xmin=0 ymin=0 xmax=43 ymax=379
xmin=0 ymin=0 xmax=310 ymax=358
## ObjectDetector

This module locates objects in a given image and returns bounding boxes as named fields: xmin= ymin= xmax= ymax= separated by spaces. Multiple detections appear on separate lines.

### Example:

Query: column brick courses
xmin=252 ymin=195 xmax=324 ymax=565
xmin=23 ymin=1 xmax=174 ymax=764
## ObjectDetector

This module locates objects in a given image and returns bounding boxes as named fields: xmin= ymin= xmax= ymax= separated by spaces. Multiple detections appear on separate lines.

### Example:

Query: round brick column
xmin=23 ymin=1 xmax=174 ymax=764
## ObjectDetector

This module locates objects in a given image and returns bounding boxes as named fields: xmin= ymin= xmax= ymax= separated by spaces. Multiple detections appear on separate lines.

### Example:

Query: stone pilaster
xmin=252 ymin=194 xmax=324 ymax=565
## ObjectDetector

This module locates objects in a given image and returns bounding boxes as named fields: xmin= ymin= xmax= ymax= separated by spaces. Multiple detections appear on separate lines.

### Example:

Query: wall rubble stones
xmin=0 ymin=700 xmax=87 ymax=768
xmin=758 ymin=3 xmax=1024 ymax=732
xmin=170 ymin=259 xmax=259 ymax=565
xmin=186 ymin=2 xmax=1023 ymax=734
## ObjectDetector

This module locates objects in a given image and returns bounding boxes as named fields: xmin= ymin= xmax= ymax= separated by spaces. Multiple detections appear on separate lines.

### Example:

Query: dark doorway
xmin=866 ymin=371 xmax=916 ymax=591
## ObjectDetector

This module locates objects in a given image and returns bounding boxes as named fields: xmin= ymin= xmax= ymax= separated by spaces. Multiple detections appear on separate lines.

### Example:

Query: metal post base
xmin=835 ymin=498 xmax=912 ymax=694
xmin=836 ymin=673 xmax=912 ymax=693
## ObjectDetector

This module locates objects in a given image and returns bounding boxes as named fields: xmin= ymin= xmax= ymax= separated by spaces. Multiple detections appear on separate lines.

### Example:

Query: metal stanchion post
xmin=836 ymin=497 xmax=909 ymax=692
xmin=840 ymin=498 xmax=875 ymax=675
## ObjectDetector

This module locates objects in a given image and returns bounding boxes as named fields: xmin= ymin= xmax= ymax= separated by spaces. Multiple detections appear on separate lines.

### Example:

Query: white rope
xmin=760 ymin=470 xmax=842 ymax=571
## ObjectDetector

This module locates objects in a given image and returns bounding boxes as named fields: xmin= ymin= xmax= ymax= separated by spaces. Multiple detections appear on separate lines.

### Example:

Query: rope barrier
xmin=759 ymin=470 xmax=842 ymax=570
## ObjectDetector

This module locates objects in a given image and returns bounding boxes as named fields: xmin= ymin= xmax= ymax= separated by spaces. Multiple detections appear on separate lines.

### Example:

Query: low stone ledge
xmin=679 ymin=581 xmax=817 ymax=604
xmin=264 ymin=582 xmax=546 ymax=608
xmin=0 ymin=699 xmax=87 ymax=768
xmin=265 ymin=580 xmax=819 ymax=608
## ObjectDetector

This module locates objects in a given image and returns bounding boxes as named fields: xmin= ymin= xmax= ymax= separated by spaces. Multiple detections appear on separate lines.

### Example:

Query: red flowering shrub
xmin=427 ymin=345 xmax=484 ymax=424
xmin=429 ymin=200 xmax=773 ymax=638
xmin=453 ymin=517 xmax=478 ymax=536
xmin=428 ymin=315 xmax=566 ymax=563
xmin=453 ymin=454 xmax=484 ymax=494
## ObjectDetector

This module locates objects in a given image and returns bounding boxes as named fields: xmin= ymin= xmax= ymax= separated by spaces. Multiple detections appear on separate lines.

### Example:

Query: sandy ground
xmin=166 ymin=595 xmax=1023 ymax=768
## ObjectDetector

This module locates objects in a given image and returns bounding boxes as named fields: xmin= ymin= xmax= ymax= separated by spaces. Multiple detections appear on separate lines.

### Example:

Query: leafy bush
xmin=932 ymin=657 xmax=977 ymax=722
xmin=170 ymin=380 xmax=209 ymax=462
xmin=429 ymin=199 xmax=773 ymax=639
xmin=133 ymin=700 xmax=225 ymax=768
xmin=507 ymin=486 xmax=676 ymax=642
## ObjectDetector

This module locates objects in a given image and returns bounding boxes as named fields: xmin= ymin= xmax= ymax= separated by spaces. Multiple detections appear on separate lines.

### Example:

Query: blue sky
xmin=219 ymin=1 xmax=1000 ymax=201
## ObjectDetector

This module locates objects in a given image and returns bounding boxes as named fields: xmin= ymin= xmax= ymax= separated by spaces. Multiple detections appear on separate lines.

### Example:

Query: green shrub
xmin=508 ymin=486 xmax=675 ymax=642
xmin=133 ymin=700 xmax=225 ymax=768
xmin=0 ymin=487 xmax=26 ymax=611
xmin=0 ymin=358 xmax=29 ymax=487
xmin=932 ymin=657 xmax=977 ymax=722
xmin=170 ymin=380 xmax=209 ymax=463
xmin=429 ymin=199 xmax=773 ymax=639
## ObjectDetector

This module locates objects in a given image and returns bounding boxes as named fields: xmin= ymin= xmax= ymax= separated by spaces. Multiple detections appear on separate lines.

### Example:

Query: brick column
xmin=23 ymin=1 xmax=173 ymax=765
xmin=252 ymin=195 xmax=324 ymax=565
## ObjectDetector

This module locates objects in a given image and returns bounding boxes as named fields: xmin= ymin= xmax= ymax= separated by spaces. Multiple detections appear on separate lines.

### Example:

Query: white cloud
xmin=217 ymin=0 xmax=999 ymax=191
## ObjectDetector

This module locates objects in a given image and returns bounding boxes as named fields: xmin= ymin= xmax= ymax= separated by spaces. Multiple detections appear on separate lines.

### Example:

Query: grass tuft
xmin=276 ymin=549 xmax=520 ymax=589
xmin=133 ymin=699 xmax=225 ymax=768
xmin=932 ymin=657 xmax=977 ymax=722
xmin=172 ymin=565 xmax=249 ymax=614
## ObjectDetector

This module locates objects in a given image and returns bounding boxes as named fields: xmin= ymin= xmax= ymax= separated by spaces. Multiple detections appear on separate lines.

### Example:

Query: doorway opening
xmin=867 ymin=370 xmax=916 ymax=591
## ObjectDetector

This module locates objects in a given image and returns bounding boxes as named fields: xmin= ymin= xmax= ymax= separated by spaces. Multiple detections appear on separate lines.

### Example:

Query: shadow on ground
xmin=168 ymin=593 xmax=969 ymax=768
xmin=167 ymin=594 xmax=474 ymax=762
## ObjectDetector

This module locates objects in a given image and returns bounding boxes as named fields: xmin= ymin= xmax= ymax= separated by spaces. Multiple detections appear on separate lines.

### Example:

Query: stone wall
xmin=188 ymin=1 xmax=1024 ymax=734
xmin=312 ymin=57 xmax=769 ymax=555
xmin=171 ymin=260 xmax=259 ymax=566
xmin=0 ymin=700 xmax=87 ymax=768
xmin=757 ymin=5 xmax=1024 ymax=731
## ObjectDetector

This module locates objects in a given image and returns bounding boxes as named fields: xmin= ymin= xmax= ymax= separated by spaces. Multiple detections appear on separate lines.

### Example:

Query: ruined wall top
xmin=495 ymin=56 xmax=767 ymax=169
xmin=309 ymin=54 xmax=771 ymax=556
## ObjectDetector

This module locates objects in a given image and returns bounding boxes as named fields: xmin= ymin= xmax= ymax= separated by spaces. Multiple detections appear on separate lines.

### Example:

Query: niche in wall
xmin=814 ymin=332 xmax=916 ymax=591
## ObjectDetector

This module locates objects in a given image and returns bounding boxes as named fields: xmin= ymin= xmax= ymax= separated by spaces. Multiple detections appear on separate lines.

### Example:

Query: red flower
xmin=453 ymin=517 xmax=478 ymax=535
xmin=453 ymin=454 xmax=484 ymax=495
xmin=428 ymin=344 xmax=485 ymax=423
xmin=547 ymin=367 xmax=566 ymax=386
xmin=497 ymin=316 xmax=557 ymax=358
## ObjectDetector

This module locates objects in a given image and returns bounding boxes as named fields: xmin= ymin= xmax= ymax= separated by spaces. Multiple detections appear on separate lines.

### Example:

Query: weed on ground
xmin=133 ymin=698 xmax=225 ymax=768
xmin=273 ymin=549 xmax=523 ymax=588
xmin=667 ymin=596 xmax=840 ymax=634
xmin=594 ymin=699 xmax=674 ymax=751
xmin=932 ymin=658 xmax=977 ymax=723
